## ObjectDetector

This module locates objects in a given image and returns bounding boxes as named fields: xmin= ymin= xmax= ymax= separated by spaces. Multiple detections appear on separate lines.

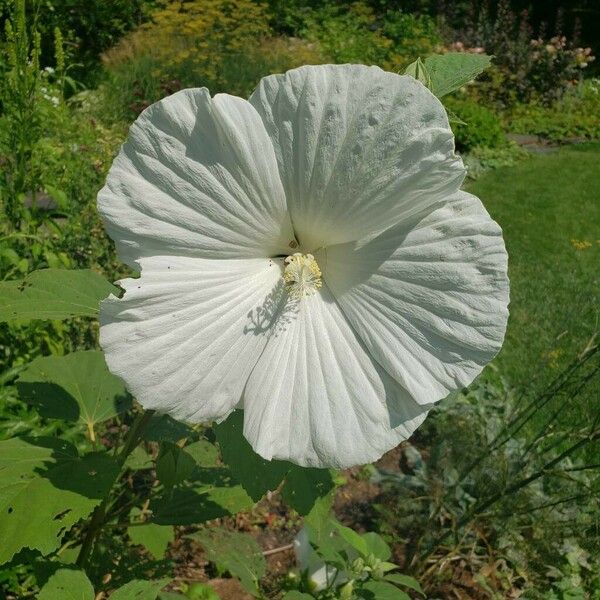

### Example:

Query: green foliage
xmin=0 ymin=268 xmax=116 ymax=322
xmin=110 ymin=578 xmax=172 ymax=600
xmin=190 ymin=529 xmax=266 ymax=595
xmin=128 ymin=522 xmax=174 ymax=560
xmin=444 ymin=96 xmax=506 ymax=152
xmin=215 ymin=410 xmax=335 ymax=514
xmin=421 ymin=52 xmax=492 ymax=98
xmin=0 ymin=437 xmax=120 ymax=563
xmin=17 ymin=350 xmax=131 ymax=439
xmin=506 ymin=79 xmax=600 ymax=142
xmin=38 ymin=568 xmax=95 ymax=600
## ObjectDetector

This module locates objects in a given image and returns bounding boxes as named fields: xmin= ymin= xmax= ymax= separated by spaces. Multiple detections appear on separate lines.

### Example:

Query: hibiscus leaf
xmin=361 ymin=532 xmax=391 ymax=561
xmin=214 ymin=410 xmax=289 ymax=500
xmin=281 ymin=466 xmax=335 ymax=515
xmin=17 ymin=351 xmax=132 ymax=437
xmin=282 ymin=593 xmax=314 ymax=600
xmin=190 ymin=528 xmax=266 ymax=595
xmin=150 ymin=467 xmax=253 ymax=525
xmin=142 ymin=414 xmax=194 ymax=443
xmin=0 ymin=437 xmax=120 ymax=564
xmin=359 ymin=581 xmax=410 ymax=600
xmin=128 ymin=522 xmax=174 ymax=559
xmin=156 ymin=442 xmax=196 ymax=490
xmin=109 ymin=579 xmax=172 ymax=600
xmin=421 ymin=52 xmax=492 ymax=98
xmin=0 ymin=268 xmax=116 ymax=322
xmin=382 ymin=573 xmax=424 ymax=594
xmin=37 ymin=568 xmax=95 ymax=600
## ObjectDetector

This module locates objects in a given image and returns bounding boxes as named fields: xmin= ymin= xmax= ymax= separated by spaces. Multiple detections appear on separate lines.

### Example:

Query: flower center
xmin=283 ymin=253 xmax=322 ymax=299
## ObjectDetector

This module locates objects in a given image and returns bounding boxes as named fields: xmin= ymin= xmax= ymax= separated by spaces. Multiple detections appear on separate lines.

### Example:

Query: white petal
xmin=250 ymin=64 xmax=464 ymax=249
xmin=98 ymin=89 xmax=295 ymax=267
xmin=100 ymin=256 xmax=284 ymax=422
xmin=321 ymin=191 xmax=509 ymax=406
xmin=242 ymin=286 xmax=430 ymax=469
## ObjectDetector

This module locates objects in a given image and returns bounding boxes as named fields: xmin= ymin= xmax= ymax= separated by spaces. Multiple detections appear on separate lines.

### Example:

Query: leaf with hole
xmin=37 ymin=568 xmax=95 ymax=600
xmin=0 ymin=437 xmax=119 ymax=564
xmin=0 ymin=269 xmax=116 ymax=322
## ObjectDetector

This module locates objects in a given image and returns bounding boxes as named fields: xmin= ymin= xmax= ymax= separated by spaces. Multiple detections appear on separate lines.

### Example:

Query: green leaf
xmin=150 ymin=468 xmax=253 ymax=525
xmin=110 ymin=579 xmax=171 ymax=600
xmin=128 ymin=523 xmax=174 ymax=559
xmin=281 ymin=466 xmax=335 ymax=516
xmin=190 ymin=528 xmax=266 ymax=595
xmin=17 ymin=351 xmax=131 ymax=435
xmin=304 ymin=495 xmax=334 ymax=548
xmin=183 ymin=440 xmax=219 ymax=468
xmin=215 ymin=411 xmax=289 ymax=501
xmin=361 ymin=532 xmax=391 ymax=561
xmin=0 ymin=269 xmax=116 ymax=322
xmin=359 ymin=581 xmax=410 ymax=600
xmin=156 ymin=442 xmax=196 ymax=490
xmin=0 ymin=437 xmax=120 ymax=564
xmin=282 ymin=593 xmax=314 ymax=600
xmin=383 ymin=573 xmax=424 ymax=594
xmin=38 ymin=568 xmax=94 ymax=600
xmin=423 ymin=52 xmax=491 ymax=98
xmin=404 ymin=56 xmax=431 ymax=88
xmin=125 ymin=446 xmax=153 ymax=470
xmin=332 ymin=522 xmax=369 ymax=557
xmin=143 ymin=414 xmax=194 ymax=443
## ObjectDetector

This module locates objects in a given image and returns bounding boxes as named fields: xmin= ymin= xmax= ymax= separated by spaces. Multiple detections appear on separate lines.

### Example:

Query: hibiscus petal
xmin=321 ymin=191 xmax=509 ymax=406
xmin=250 ymin=64 xmax=464 ymax=250
xmin=100 ymin=256 xmax=284 ymax=422
xmin=242 ymin=286 xmax=430 ymax=468
xmin=98 ymin=89 xmax=295 ymax=268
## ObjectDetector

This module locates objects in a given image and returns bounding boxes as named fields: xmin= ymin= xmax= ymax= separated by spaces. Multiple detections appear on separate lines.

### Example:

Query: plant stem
xmin=76 ymin=409 xmax=154 ymax=568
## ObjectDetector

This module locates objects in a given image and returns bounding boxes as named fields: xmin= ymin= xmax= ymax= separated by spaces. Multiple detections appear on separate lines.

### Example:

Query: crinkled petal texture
xmin=250 ymin=64 xmax=465 ymax=250
xmin=98 ymin=88 xmax=295 ymax=267
xmin=100 ymin=257 xmax=284 ymax=422
xmin=321 ymin=191 xmax=510 ymax=408
xmin=242 ymin=286 xmax=430 ymax=469
xmin=98 ymin=66 xmax=509 ymax=470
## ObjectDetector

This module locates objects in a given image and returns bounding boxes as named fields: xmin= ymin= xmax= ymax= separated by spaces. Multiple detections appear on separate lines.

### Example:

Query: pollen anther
xmin=283 ymin=253 xmax=322 ymax=298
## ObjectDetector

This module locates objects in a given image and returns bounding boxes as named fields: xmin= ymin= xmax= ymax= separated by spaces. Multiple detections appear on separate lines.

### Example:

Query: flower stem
xmin=76 ymin=409 xmax=155 ymax=568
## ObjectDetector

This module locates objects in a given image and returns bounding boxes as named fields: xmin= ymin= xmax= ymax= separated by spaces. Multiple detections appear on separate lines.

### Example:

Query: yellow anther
xmin=283 ymin=253 xmax=322 ymax=299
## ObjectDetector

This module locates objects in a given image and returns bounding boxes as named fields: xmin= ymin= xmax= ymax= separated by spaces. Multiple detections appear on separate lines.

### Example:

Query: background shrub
xmin=445 ymin=96 xmax=507 ymax=151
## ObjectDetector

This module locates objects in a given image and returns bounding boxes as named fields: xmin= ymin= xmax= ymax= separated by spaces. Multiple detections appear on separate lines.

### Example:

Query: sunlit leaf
xmin=17 ymin=351 xmax=131 ymax=437
xmin=361 ymin=532 xmax=391 ymax=561
xmin=0 ymin=269 xmax=116 ymax=322
xmin=383 ymin=573 xmax=424 ymax=594
xmin=128 ymin=520 xmax=174 ymax=559
xmin=190 ymin=528 xmax=266 ymax=595
xmin=37 ymin=568 xmax=94 ymax=600
xmin=359 ymin=580 xmax=410 ymax=600
xmin=423 ymin=52 xmax=492 ymax=98
xmin=110 ymin=579 xmax=171 ymax=600
xmin=0 ymin=437 xmax=119 ymax=564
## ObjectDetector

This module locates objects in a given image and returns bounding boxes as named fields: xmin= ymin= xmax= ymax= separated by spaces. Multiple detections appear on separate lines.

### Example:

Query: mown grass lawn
xmin=468 ymin=143 xmax=600 ymax=414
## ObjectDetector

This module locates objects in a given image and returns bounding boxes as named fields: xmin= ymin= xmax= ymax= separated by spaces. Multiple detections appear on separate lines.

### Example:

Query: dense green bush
xmin=505 ymin=78 xmax=600 ymax=141
xmin=445 ymin=96 xmax=507 ymax=151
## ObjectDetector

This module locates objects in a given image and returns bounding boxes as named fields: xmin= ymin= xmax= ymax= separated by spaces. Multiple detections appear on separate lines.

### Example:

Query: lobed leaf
xmin=0 ymin=437 xmax=119 ymax=564
xmin=422 ymin=52 xmax=492 ymax=98
xmin=17 ymin=350 xmax=131 ymax=435
xmin=0 ymin=269 xmax=116 ymax=322
xmin=128 ymin=523 xmax=175 ymax=559
xmin=190 ymin=528 xmax=266 ymax=595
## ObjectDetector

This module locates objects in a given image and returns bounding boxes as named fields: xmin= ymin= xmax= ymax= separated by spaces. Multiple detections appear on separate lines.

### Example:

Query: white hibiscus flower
xmin=98 ymin=64 xmax=509 ymax=469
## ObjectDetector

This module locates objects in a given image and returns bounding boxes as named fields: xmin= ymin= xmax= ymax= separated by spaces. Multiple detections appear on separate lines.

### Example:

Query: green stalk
xmin=76 ymin=410 xmax=155 ymax=568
